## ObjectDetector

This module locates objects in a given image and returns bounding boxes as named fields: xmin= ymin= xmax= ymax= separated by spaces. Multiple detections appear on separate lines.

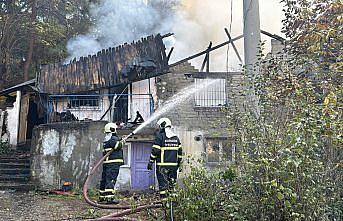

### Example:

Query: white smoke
xmin=66 ymin=0 xmax=178 ymax=62
xmin=66 ymin=0 xmax=284 ymax=71
xmin=168 ymin=0 xmax=284 ymax=71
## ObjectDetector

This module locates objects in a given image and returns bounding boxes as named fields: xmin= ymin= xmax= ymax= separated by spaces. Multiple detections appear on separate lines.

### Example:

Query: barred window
xmin=69 ymin=96 xmax=100 ymax=108
xmin=195 ymin=78 xmax=226 ymax=107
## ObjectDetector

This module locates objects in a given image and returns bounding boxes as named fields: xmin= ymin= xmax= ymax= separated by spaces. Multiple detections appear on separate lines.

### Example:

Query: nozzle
xmin=122 ymin=132 xmax=134 ymax=142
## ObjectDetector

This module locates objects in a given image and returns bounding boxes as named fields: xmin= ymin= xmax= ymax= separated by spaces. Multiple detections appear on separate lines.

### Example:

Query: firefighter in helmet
xmin=99 ymin=122 xmax=124 ymax=204
xmin=147 ymin=118 xmax=183 ymax=198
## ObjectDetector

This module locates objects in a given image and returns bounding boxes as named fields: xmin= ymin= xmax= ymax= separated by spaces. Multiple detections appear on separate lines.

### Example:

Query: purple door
xmin=131 ymin=142 xmax=155 ymax=190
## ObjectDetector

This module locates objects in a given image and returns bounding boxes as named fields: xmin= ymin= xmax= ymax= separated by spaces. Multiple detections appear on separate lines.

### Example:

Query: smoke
xmin=169 ymin=0 xmax=284 ymax=71
xmin=66 ymin=0 xmax=284 ymax=71
xmin=66 ymin=0 xmax=179 ymax=62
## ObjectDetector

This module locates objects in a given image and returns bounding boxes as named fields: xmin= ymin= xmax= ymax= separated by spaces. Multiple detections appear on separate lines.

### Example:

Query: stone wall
xmin=31 ymin=121 xmax=131 ymax=190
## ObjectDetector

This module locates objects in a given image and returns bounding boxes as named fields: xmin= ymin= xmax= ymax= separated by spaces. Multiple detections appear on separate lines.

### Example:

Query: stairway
xmin=0 ymin=151 xmax=34 ymax=191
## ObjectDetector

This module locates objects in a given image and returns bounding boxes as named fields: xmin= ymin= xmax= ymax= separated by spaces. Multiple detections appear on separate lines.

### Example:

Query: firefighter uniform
xmin=99 ymin=133 xmax=124 ymax=202
xmin=149 ymin=130 xmax=182 ymax=197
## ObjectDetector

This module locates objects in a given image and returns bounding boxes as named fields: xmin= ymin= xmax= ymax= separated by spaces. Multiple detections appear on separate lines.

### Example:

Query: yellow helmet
xmin=157 ymin=118 xmax=172 ymax=129
xmin=104 ymin=122 xmax=118 ymax=133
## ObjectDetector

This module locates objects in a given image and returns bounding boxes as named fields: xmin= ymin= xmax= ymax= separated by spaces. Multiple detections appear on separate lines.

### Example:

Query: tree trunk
xmin=23 ymin=0 xmax=37 ymax=81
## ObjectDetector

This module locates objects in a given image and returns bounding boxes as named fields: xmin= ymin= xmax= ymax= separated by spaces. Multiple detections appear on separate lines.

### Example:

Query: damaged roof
xmin=0 ymin=79 xmax=36 ymax=96
xmin=38 ymin=34 xmax=169 ymax=95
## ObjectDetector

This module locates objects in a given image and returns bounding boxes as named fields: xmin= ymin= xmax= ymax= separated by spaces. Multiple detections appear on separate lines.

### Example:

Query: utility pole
xmin=243 ymin=0 xmax=261 ymax=76
xmin=243 ymin=0 xmax=261 ymax=117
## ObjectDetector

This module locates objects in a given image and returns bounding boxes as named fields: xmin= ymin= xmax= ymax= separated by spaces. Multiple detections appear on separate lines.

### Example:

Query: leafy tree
xmin=0 ymin=0 xmax=93 ymax=89
xmin=170 ymin=1 xmax=342 ymax=220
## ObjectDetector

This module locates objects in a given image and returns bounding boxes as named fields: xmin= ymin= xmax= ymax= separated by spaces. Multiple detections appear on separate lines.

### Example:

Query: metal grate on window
xmin=69 ymin=96 xmax=100 ymax=109
xmin=194 ymin=78 xmax=226 ymax=107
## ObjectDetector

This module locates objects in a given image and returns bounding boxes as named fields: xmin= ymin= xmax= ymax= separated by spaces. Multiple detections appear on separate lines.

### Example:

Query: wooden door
xmin=131 ymin=142 xmax=155 ymax=190
xmin=18 ymin=94 xmax=29 ymax=144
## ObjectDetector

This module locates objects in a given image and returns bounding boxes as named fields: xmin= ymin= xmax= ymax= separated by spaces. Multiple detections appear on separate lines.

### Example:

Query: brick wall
xmin=155 ymin=63 xmax=244 ymax=137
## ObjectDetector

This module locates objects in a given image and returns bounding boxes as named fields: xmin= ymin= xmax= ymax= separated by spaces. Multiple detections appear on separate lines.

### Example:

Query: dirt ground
xmin=0 ymin=190 xmax=162 ymax=221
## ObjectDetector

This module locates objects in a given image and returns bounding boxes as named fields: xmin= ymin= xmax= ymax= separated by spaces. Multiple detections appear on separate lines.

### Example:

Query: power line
xmin=226 ymin=0 xmax=233 ymax=73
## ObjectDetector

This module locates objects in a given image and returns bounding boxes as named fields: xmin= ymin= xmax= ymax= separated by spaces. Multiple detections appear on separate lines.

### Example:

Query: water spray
xmin=133 ymin=78 xmax=221 ymax=134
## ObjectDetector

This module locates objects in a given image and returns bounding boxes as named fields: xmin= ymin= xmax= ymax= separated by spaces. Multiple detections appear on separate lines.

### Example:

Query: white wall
xmin=31 ymin=121 xmax=132 ymax=190
xmin=54 ymin=94 xmax=111 ymax=121
xmin=6 ymin=90 xmax=21 ymax=147
xmin=129 ymin=78 xmax=156 ymax=121
xmin=173 ymin=126 xmax=205 ymax=177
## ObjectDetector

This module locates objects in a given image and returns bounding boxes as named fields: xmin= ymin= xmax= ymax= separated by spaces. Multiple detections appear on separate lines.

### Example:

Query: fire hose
xmin=83 ymin=132 xmax=162 ymax=220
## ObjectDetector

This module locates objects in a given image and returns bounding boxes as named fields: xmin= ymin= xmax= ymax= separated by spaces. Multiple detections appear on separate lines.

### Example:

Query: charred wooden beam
xmin=261 ymin=30 xmax=285 ymax=43
xmin=161 ymin=33 xmax=174 ymax=39
xmin=200 ymin=42 xmax=212 ymax=72
xmin=184 ymin=71 xmax=241 ymax=79
xmin=224 ymin=28 xmax=243 ymax=64
xmin=167 ymin=47 xmax=174 ymax=62
xmin=169 ymin=34 xmax=244 ymax=68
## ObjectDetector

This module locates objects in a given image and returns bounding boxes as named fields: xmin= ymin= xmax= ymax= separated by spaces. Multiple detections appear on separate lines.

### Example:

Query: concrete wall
xmin=31 ymin=121 xmax=131 ymax=190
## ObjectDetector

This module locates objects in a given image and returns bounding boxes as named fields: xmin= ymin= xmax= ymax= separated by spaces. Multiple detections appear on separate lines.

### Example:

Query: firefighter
xmin=99 ymin=122 xmax=124 ymax=204
xmin=147 ymin=118 xmax=182 ymax=198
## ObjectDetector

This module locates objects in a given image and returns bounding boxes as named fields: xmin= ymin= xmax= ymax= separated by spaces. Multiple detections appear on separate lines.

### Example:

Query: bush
xmin=170 ymin=1 xmax=342 ymax=220
xmin=0 ymin=140 xmax=10 ymax=154
xmin=172 ymin=164 xmax=243 ymax=221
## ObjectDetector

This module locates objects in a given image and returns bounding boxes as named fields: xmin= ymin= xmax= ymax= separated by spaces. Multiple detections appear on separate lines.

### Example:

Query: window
xmin=195 ymin=78 xmax=226 ymax=107
xmin=206 ymin=138 xmax=234 ymax=164
xmin=68 ymin=96 xmax=100 ymax=109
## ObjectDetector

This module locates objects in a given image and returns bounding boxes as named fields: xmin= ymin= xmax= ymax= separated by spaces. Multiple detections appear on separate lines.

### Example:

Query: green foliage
xmin=0 ymin=140 xmax=10 ymax=154
xmin=0 ymin=0 xmax=93 ymax=88
xmin=172 ymin=164 xmax=241 ymax=221
xmin=171 ymin=1 xmax=342 ymax=220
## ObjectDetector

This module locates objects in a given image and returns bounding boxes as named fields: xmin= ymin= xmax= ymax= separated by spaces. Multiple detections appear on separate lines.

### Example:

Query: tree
xmin=0 ymin=0 xmax=93 ymax=89
xmin=23 ymin=0 xmax=37 ymax=81
xmin=170 ymin=1 xmax=342 ymax=220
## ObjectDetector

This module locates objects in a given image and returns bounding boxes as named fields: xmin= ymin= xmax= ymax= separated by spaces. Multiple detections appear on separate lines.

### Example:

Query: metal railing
xmin=46 ymin=94 xmax=154 ymax=123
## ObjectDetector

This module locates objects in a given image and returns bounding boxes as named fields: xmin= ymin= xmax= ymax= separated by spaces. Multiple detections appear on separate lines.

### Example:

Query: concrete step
xmin=16 ymin=140 xmax=32 ymax=152
xmin=0 ymin=158 xmax=30 ymax=163
xmin=0 ymin=162 xmax=30 ymax=169
xmin=0 ymin=174 xmax=30 ymax=182
xmin=0 ymin=168 xmax=30 ymax=175
xmin=0 ymin=182 xmax=35 ymax=191
xmin=0 ymin=151 xmax=31 ymax=159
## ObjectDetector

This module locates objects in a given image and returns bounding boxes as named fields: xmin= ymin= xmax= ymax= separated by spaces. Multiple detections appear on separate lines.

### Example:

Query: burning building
xmin=0 ymin=0 xmax=285 ymax=192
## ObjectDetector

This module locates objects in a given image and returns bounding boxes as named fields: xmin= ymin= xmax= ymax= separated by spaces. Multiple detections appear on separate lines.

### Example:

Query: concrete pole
xmin=243 ymin=0 xmax=261 ymax=117
xmin=243 ymin=0 xmax=261 ymax=75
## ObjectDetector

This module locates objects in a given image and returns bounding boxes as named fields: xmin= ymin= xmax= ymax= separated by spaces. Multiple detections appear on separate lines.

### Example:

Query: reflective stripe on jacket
xmin=149 ymin=130 xmax=182 ymax=167
xmin=103 ymin=134 xmax=124 ymax=165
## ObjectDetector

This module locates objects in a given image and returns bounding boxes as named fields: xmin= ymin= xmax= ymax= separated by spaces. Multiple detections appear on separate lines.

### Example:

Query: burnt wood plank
xmin=39 ymin=34 xmax=169 ymax=94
